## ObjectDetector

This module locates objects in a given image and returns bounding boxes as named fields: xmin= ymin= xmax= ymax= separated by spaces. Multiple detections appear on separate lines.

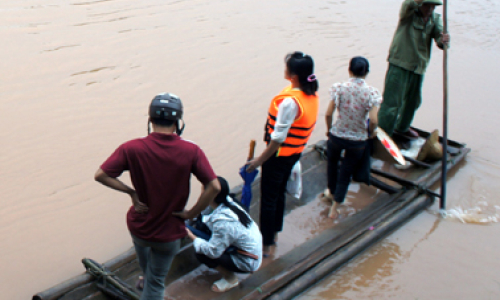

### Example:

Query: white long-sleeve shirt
xmin=192 ymin=197 xmax=263 ymax=272
xmin=270 ymin=97 xmax=299 ymax=143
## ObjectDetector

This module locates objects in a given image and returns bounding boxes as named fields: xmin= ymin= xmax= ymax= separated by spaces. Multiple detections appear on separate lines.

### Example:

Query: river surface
xmin=1 ymin=1 xmax=499 ymax=299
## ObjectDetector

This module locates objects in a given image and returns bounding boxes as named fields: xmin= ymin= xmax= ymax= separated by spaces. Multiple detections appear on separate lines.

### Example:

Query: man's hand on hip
xmin=172 ymin=210 xmax=193 ymax=220
xmin=131 ymin=192 xmax=148 ymax=214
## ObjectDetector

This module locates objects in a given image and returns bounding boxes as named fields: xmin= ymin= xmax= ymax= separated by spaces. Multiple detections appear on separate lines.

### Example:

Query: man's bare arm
xmin=368 ymin=106 xmax=380 ymax=138
xmin=172 ymin=178 xmax=221 ymax=220
xmin=245 ymin=140 xmax=281 ymax=173
xmin=94 ymin=168 xmax=148 ymax=213
xmin=325 ymin=100 xmax=336 ymax=137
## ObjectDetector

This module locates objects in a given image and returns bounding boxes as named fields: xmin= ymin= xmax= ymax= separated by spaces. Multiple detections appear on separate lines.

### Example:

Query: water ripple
xmin=70 ymin=66 xmax=115 ymax=76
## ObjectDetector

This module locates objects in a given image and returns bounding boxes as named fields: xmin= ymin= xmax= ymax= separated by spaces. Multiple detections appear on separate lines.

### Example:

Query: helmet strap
xmin=176 ymin=119 xmax=185 ymax=136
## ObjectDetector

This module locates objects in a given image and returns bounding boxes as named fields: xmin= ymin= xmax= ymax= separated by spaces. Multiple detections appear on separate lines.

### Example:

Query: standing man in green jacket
xmin=378 ymin=0 xmax=450 ymax=138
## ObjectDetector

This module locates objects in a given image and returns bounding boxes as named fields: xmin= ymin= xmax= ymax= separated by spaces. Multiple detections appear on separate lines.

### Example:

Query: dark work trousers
xmin=378 ymin=64 xmax=424 ymax=136
xmin=195 ymin=252 xmax=242 ymax=273
xmin=260 ymin=152 xmax=301 ymax=246
xmin=327 ymin=133 xmax=366 ymax=204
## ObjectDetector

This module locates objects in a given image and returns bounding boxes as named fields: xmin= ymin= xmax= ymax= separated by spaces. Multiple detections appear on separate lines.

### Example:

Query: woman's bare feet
xmin=263 ymin=243 xmax=277 ymax=258
xmin=328 ymin=203 xmax=339 ymax=219
xmin=263 ymin=245 xmax=271 ymax=257
xmin=135 ymin=276 xmax=144 ymax=291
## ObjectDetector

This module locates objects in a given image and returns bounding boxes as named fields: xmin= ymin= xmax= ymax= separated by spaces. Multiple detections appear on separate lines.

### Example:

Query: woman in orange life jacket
xmin=325 ymin=56 xmax=381 ymax=219
xmin=246 ymin=52 xmax=319 ymax=256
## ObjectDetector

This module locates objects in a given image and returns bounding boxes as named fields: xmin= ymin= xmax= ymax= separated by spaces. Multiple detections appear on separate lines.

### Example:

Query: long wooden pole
xmin=440 ymin=0 xmax=449 ymax=209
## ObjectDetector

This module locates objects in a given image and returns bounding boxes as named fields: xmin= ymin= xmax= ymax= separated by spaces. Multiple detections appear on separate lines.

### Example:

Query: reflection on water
xmin=71 ymin=66 xmax=116 ymax=76
xmin=72 ymin=0 xmax=115 ymax=6
xmin=41 ymin=44 xmax=80 ymax=52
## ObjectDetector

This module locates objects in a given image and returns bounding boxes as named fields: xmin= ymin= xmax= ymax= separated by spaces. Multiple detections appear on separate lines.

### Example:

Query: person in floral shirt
xmin=324 ymin=57 xmax=382 ymax=219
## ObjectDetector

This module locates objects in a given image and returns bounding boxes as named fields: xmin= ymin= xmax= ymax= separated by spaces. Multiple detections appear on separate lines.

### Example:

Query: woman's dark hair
xmin=349 ymin=56 xmax=370 ymax=77
xmin=214 ymin=176 xmax=252 ymax=228
xmin=285 ymin=51 xmax=318 ymax=96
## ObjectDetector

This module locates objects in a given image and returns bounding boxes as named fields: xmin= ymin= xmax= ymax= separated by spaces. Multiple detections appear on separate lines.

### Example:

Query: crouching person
xmin=185 ymin=176 xmax=263 ymax=293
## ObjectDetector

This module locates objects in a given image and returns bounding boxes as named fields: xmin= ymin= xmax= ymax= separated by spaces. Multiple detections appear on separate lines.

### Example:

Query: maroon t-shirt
xmin=100 ymin=133 xmax=217 ymax=242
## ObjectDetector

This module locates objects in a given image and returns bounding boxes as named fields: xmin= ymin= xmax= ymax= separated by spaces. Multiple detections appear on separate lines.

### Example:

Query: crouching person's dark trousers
xmin=186 ymin=224 xmax=247 ymax=273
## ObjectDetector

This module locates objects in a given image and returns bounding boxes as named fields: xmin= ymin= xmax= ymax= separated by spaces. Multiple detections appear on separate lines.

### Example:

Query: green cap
xmin=422 ymin=0 xmax=443 ymax=5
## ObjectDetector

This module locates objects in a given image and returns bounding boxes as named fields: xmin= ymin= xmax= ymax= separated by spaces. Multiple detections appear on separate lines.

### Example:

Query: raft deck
xmin=33 ymin=129 xmax=470 ymax=300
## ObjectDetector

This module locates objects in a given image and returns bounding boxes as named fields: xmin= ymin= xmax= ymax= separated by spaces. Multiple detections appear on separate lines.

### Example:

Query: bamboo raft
xmin=33 ymin=128 xmax=470 ymax=300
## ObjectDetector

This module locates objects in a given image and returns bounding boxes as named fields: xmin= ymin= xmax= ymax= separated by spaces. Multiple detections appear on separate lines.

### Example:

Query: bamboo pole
xmin=440 ymin=0 xmax=449 ymax=209
xmin=370 ymin=168 xmax=441 ymax=198
xmin=82 ymin=258 xmax=140 ymax=300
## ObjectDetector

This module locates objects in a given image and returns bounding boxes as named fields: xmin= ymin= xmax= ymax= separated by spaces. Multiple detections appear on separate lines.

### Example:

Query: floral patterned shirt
xmin=329 ymin=78 xmax=382 ymax=141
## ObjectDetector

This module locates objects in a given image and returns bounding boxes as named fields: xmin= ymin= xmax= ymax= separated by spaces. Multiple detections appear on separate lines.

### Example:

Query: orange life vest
xmin=264 ymin=86 xmax=319 ymax=157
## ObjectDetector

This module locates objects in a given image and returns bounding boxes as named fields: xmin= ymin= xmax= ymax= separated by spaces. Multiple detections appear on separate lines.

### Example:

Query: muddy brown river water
xmin=1 ymin=0 xmax=499 ymax=299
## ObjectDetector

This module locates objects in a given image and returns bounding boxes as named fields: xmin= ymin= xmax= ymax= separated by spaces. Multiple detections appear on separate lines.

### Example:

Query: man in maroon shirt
xmin=95 ymin=93 xmax=220 ymax=300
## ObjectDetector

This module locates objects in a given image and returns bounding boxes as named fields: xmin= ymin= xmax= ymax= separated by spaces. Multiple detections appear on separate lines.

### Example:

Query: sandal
xmin=212 ymin=278 xmax=239 ymax=293
xmin=320 ymin=189 xmax=333 ymax=202
xmin=136 ymin=276 xmax=144 ymax=291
